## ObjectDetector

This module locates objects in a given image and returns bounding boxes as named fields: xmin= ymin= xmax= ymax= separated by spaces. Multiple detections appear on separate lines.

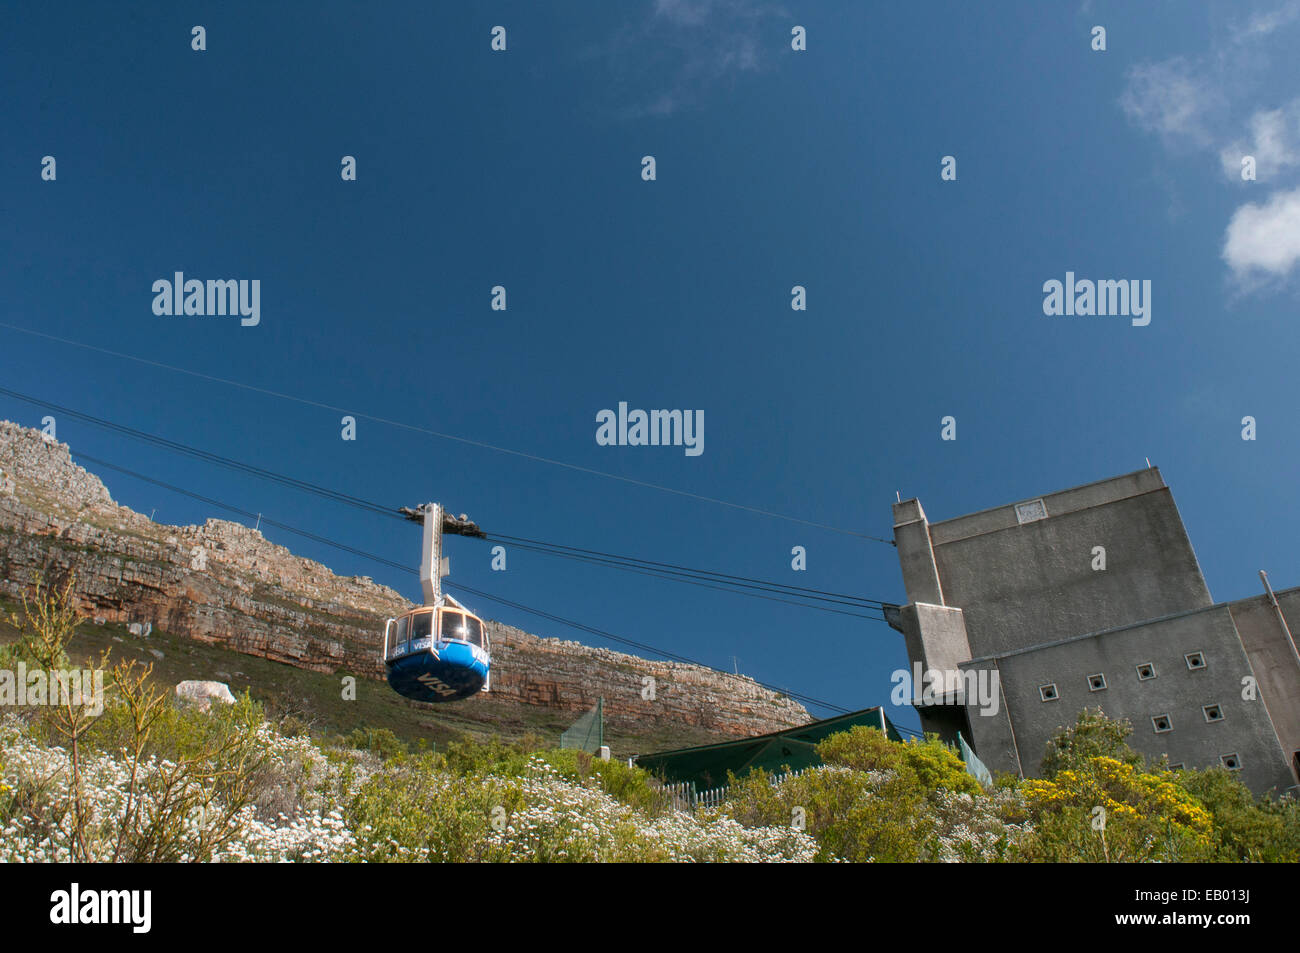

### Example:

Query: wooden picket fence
xmin=660 ymin=767 xmax=808 ymax=813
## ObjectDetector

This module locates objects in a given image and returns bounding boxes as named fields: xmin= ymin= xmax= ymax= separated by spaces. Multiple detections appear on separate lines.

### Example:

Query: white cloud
xmin=1222 ymin=185 xmax=1300 ymax=279
xmin=1119 ymin=59 xmax=1222 ymax=148
xmin=1117 ymin=5 xmax=1300 ymax=291
xmin=1219 ymin=99 xmax=1300 ymax=179
xmin=654 ymin=0 xmax=718 ymax=26
xmin=1120 ymin=4 xmax=1300 ymax=162
xmin=1231 ymin=0 xmax=1300 ymax=41
xmin=596 ymin=0 xmax=785 ymax=118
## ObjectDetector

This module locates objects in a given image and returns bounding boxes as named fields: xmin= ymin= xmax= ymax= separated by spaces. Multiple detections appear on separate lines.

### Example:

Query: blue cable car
xmin=383 ymin=598 xmax=490 ymax=702
xmin=382 ymin=502 xmax=490 ymax=703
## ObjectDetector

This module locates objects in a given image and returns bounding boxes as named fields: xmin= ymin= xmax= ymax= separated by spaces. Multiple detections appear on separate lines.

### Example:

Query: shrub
xmin=443 ymin=735 xmax=535 ymax=779
xmin=1017 ymin=757 xmax=1214 ymax=861
xmin=1175 ymin=766 xmax=1300 ymax=862
xmin=1018 ymin=710 xmax=1299 ymax=863
xmin=1040 ymin=707 xmax=1144 ymax=778
xmin=818 ymin=726 xmax=983 ymax=796
xmin=719 ymin=728 xmax=1018 ymax=862
xmin=345 ymin=751 xmax=517 ymax=862
xmin=339 ymin=726 xmax=408 ymax=762
xmin=539 ymin=748 xmax=672 ymax=816
xmin=0 ymin=580 xmax=282 ymax=861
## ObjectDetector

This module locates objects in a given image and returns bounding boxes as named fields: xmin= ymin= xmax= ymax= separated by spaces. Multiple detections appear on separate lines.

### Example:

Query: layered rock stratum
xmin=0 ymin=420 xmax=810 ymax=739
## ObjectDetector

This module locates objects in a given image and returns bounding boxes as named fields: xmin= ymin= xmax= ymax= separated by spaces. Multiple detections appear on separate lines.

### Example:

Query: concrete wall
xmin=898 ymin=603 xmax=972 ymax=702
xmin=963 ymin=605 xmax=1296 ymax=795
xmin=890 ymin=469 xmax=1299 ymax=796
xmin=925 ymin=475 xmax=1213 ymax=658
xmin=958 ymin=661 xmax=1022 ymax=778
xmin=897 ymin=602 xmax=976 ymax=741
xmin=1228 ymin=586 xmax=1300 ymax=784
xmin=893 ymin=499 xmax=944 ymax=606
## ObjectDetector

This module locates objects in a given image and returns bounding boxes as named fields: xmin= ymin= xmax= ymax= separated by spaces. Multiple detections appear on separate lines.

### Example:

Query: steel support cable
xmin=72 ymin=451 xmax=416 ymax=575
xmin=77 ymin=451 xmax=887 ymax=622
xmin=443 ymin=581 xmax=854 ymax=715
xmin=0 ymin=385 xmax=402 ymax=521
xmin=0 ymin=321 xmax=895 ymax=543
xmin=1 ymin=383 xmax=900 ymax=616
xmin=63 ymin=452 xmax=861 ymax=715
xmin=489 ymin=538 xmax=886 ymax=620
xmin=484 ymin=532 xmax=887 ymax=609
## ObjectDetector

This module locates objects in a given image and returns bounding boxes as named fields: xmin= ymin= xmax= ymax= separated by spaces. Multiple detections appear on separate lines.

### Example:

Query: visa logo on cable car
xmin=416 ymin=672 xmax=460 ymax=698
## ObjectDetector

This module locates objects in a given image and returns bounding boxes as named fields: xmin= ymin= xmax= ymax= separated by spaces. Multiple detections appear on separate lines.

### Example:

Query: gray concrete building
xmin=886 ymin=468 xmax=1300 ymax=796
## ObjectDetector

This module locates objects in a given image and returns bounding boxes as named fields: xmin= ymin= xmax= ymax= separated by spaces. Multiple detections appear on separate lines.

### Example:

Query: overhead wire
xmin=484 ymin=531 xmax=888 ymax=609
xmin=0 ymin=385 xmax=402 ymax=521
xmin=483 ymin=538 xmax=887 ymax=620
xmin=0 ymin=389 xmax=913 ymax=715
xmin=75 ymin=449 xmax=888 ymax=622
xmin=65 ymin=449 xmax=865 ymax=715
xmin=0 ymin=384 xmax=895 ymax=618
xmin=439 ymin=582 xmax=853 ymax=714
xmin=71 ymin=450 xmax=414 ymax=575
xmin=0 ymin=320 xmax=894 ymax=543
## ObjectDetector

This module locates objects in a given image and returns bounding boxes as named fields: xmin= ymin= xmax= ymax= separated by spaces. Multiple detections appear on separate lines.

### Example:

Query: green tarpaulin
xmin=634 ymin=706 xmax=901 ymax=789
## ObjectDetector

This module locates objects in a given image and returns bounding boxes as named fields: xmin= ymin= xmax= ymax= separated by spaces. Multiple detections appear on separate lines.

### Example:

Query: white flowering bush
xmin=717 ymin=728 xmax=1033 ymax=862
xmin=1 ymin=716 xmax=827 ymax=863
xmin=0 ymin=714 xmax=356 ymax=863
xmin=924 ymin=786 xmax=1029 ymax=862
xmin=483 ymin=758 xmax=817 ymax=862
xmin=1 ymin=704 xmax=1020 ymax=865
xmin=7 ymin=582 xmax=1288 ymax=863
xmin=1 ymin=687 xmax=1015 ymax=866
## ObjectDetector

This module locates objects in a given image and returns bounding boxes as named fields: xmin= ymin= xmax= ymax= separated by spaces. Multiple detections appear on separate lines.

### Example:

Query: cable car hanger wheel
xmin=382 ymin=503 xmax=490 ymax=703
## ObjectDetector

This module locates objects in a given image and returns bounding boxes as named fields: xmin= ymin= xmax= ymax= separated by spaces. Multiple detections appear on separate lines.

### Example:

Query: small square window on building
xmin=1136 ymin=663 xmax=1156 ymax=680
xmin=1152 ymin=714 xmax=1173 ymax=733
xmin=1039 ymin=683 xmax=1059 ymax=702
xmin=1015 ymin=499 xmax=1048 ymax=524
xmin=1203 ymin=704 xmax=1224 ymax=723
xmin=1087 ymin=673 xmax=1107 ymax=692
xmin=1220 ymin=753 xmax=1242 ymax=771
xmin=1185 ymin=652 xmax=1206 ymax=670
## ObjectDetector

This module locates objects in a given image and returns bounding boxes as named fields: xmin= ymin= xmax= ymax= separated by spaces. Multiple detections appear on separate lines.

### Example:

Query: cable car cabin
xmin=383 ymin=597 xmax=490 ymax=702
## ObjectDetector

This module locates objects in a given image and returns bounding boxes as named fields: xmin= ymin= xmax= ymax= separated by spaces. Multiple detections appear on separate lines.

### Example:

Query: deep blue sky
xmin=3 ymin=2 xmax=1299 ymax=732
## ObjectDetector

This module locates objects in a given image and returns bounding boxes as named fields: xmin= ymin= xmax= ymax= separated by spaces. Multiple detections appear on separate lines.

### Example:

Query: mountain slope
xmin=0 ymin=420 xmax=810 ymax=755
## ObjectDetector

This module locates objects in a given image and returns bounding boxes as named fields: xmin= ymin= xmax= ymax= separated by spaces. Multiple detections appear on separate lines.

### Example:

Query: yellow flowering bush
xmin=1018 ymin=756 xmax=1214 ymax=861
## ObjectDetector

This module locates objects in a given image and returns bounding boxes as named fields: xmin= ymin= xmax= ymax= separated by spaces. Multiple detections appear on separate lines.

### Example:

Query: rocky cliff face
xmin=0 ymin=421 xmax=810 ymax=738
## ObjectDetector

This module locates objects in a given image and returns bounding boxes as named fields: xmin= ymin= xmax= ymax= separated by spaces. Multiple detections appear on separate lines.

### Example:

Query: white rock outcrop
xmin=174 ymin=680 xmax=237 ymax=711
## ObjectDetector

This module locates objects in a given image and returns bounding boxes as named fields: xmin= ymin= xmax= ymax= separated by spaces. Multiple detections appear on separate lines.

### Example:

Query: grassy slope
xmin=0 ymin=598 xmax=729 ymax=757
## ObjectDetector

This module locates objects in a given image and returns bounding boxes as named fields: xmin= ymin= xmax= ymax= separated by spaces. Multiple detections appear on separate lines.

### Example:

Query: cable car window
xmin=463 ymin=615 xmax=483 ymax=647
xmin=393 ymin=614 xmax=410 ymax=656
xmin=410 ymin=611 xmax=433 ymax=648
xmin=441 ymin=611 xmax=466 ymax=641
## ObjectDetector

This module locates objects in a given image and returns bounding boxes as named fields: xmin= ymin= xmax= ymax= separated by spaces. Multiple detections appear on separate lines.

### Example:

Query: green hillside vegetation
xmin=2 ymin=582 xmax=1296 ymax=863
xmin=0 ymin=594 xmax=732 ymax=757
